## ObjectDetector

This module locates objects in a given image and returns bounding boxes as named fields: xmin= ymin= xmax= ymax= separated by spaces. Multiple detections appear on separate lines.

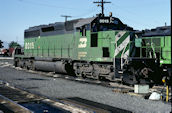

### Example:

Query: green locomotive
xmin=132 ymin=26 xmax=171 ymax=85
xmin=14 ymin=14 xmax=171 ymax=85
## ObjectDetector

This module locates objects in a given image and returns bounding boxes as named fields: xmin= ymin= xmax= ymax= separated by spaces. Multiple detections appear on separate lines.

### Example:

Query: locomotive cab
xmin=74 ymin=14 xmax=133 ymax=61
xmin=73 ymin=15 xmax=135 ymax=80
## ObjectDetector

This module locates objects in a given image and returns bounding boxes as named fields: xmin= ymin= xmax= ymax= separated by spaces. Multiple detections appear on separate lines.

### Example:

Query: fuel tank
xmin=34 ymin=61 xmax=67 ymax=74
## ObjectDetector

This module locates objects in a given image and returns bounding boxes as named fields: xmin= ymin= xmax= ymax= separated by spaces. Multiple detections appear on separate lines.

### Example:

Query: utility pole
xmin=61 ymin=15 xmax=72 ymax=22
xmin=93 ymin=0 xmax=111 ymax=16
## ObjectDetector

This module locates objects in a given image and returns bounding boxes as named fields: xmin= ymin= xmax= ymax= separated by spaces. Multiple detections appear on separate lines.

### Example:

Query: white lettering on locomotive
xmin=25 ymin=42 xmax=34 ymax=49
xmin=78 ymin=38 xmax=87 ymax=48
xmin=99 ymin=19 xmax=109 ymax=23
xmin=110 ymin=17 xmax=115 ymax=23
xmin=78 ymin=52 xmax=87 ymax=59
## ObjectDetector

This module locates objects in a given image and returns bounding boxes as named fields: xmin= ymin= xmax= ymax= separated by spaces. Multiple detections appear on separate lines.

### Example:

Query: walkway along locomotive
xmin=14 ymin=14 xmax=171 ymax=85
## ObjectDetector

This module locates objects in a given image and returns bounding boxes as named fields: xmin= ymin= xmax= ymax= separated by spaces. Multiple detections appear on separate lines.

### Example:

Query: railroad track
xmin=0 ymin=60 xmax=135 ymax=113
xmin=0 ymin=60 xmax=171 ymax=113
xmin=0 ymin=60 xmax=165 ymax=95
xmin=0 ymin=82 xmax=90 ymax=113
xmin=0 ymin=81 xmax=132 ymax=113
xmin=0 ymin=60 xmax=134 ymax=90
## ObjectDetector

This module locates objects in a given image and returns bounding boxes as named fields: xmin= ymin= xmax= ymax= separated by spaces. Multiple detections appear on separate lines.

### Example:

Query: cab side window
xmin=80 ymin=27 xmax=86 ymax=37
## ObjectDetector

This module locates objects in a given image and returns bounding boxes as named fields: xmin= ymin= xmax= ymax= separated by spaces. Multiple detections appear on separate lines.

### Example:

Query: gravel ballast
xmin=0 ymin=60 xmax=171 ymax=113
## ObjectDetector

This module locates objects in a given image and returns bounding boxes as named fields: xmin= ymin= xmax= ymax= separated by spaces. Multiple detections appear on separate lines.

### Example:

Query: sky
xmin=0 ymin=0 xmax=171 ymax=46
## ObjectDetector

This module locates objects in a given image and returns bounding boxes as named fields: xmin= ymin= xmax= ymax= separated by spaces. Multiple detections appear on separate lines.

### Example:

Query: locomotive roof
xmin=25 ymin=16 xmax=129 ymax=32
xmin=25 ymin=22 xmax=65 ymax=32
xmin=142 ymin=26 xmax=171 ymax=37
xmin=25 ymin=17 xmax=96 ymax=32
xmin=24 ymin=16 xmax=133 ymax=38
xmin=74 ymin=17 xmax=96 ymax=28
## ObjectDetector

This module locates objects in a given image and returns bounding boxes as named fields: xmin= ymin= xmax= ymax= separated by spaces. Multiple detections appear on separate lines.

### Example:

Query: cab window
xmin=80 ymin=27 xmax=86 ymax=36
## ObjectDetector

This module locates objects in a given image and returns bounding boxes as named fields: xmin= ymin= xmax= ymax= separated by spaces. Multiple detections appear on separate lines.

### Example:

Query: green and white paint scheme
xmin=76 ymin=30 xmax=132 ymax=62
xmin=135 ymin=36 xmax=171 ymax=65
xmin=23 ymin=29 xmax=133 ymax=63
xmin=114 ymin=31 xmax=130 ymax=59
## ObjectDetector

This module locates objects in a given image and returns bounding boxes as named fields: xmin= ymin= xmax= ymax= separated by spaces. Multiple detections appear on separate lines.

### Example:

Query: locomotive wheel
xmin=14 ymin=60 xmax=19 ymax=67
xmin=122 ymin=74 xmax=138 ymax=86
xmin=123 ymin=65 xmax=153 ymax=85
xmin=30 ymin=61 xmax=35 ymax=71
xmin=92 ymin=71 xmax=99 ymax=80
xmin=25 ymin=60 xmax=32 ymax=70
xmin=18 ymin=59 xmax=23 ymax=68
xmin=75 ymin=70 xmax=82 ymax=77
xmin=122 ymin=66 xmax=138 ymax=85
xmin=23 ymin=63 xmax=27 ymax=69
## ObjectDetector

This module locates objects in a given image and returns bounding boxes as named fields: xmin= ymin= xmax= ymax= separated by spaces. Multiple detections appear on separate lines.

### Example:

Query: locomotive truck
xmin=14 ymin=13 xmax=171 ymax=85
